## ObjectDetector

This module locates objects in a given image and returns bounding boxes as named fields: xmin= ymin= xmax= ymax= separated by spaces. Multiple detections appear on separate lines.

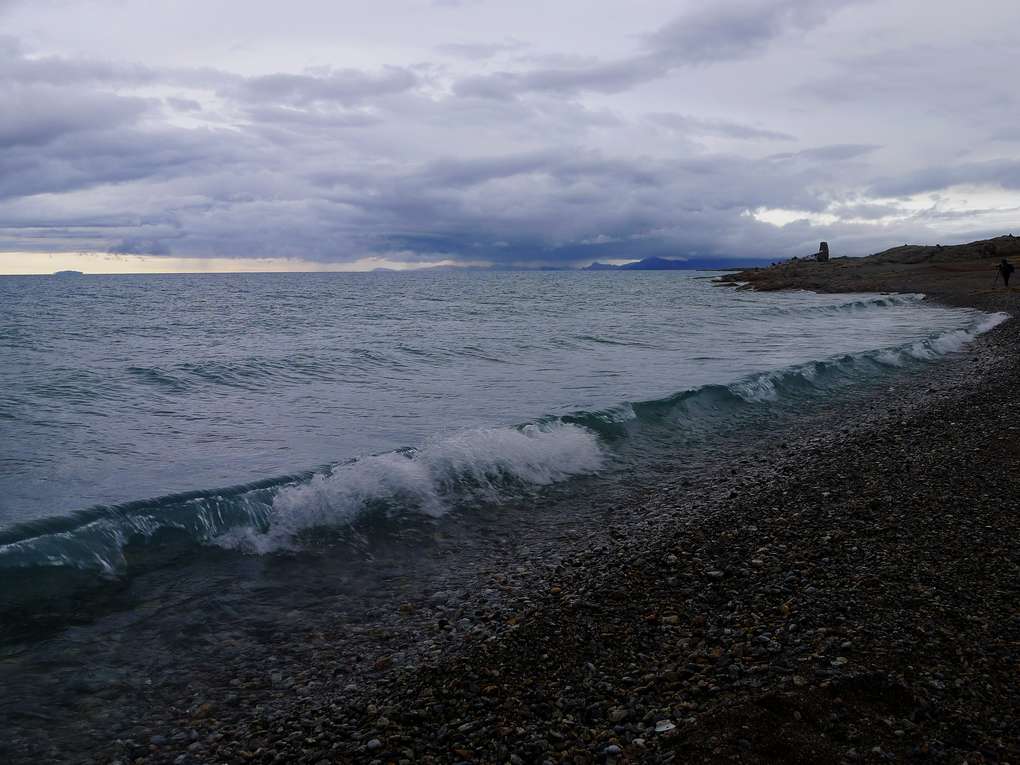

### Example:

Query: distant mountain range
xmin=366 ymin=257 xmax=768 ymax=274
xmin=583 ymin=256 xmax=764 ymax=271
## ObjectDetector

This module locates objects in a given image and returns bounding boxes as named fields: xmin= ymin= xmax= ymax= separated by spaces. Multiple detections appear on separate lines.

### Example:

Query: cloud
xmin=243 ymin=105 xmax=381 ymax=130
xmin=778 ymin=144 xmax=881 ymax=162
xmin=455 ymin=0 xmax=859 ymax=97
xmin=869 ymin=160 xmax=1020 ymax=197
xmin=234 ymin=67 xmax=419 ymax=106
xmin=0 ymin=0 xmax=1018 ymax=268
xmin=829 ymin=201 xmax=903 ymax=219
xmin=166 ymin=97 xmax=203 ymax=112
xmin=108 ymin=237 xmax=173 ymax=255
xmin=646 ymin=0 xmax=854 ymax=64
xmin=0 ymin=37 xmax=158 ymax=87
xmin=437 ymin=39 xmax=526 ymax=60
xmin=0 ymin=121 xmax=250 ymax=201
xmin=0 ymin=83 xmax=151 ymax=148
xmin=457 ymin=55 xmax=668 ymax=98
xmin=649 ymin=112 xmax=796 ymax=141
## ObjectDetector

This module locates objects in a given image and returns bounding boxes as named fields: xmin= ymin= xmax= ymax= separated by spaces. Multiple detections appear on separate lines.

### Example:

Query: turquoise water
xmin=0 ymin=271 xmax=1005 ymax=574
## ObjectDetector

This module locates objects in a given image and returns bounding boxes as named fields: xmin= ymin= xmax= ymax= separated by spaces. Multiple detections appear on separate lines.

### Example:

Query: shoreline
xmin=4 ymin=281 xmax=1019 ymax=764
xmin=282 ymin=316 xmax=1019 ymax=764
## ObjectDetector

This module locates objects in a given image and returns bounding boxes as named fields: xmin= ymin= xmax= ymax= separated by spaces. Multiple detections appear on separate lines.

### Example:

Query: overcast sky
xmin=1 ymin=0 xmax=1019 ymax=272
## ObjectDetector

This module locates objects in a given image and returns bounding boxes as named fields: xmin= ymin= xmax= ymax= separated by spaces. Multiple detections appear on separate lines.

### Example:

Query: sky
xmin=1 ymin=0 xmax=1019 ymax=273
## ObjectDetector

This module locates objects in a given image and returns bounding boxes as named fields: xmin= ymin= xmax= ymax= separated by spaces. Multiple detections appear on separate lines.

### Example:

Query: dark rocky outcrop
xmin=717 ymin=234 xmax=1020 ymax=296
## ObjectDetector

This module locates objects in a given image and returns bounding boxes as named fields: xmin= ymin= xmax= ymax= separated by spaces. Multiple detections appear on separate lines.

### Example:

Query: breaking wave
xmin=217 ymin=422 xmax=605 ymax=554
xmin=762 ymin=293 xmax=926 ymax=317
xmin=0 ymin=309 xmax=1008 ymax=580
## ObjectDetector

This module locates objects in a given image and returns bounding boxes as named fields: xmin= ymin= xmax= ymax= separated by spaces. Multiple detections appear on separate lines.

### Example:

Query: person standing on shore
xmin=997 ymin=258 xmax=1014 ymax=288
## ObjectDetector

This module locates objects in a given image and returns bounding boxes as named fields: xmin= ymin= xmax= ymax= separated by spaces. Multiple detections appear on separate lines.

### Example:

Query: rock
xmin=608 ymin=706 xmax=629 ymax=722
xmin=366 ymin=738 xmax=383 ymax=751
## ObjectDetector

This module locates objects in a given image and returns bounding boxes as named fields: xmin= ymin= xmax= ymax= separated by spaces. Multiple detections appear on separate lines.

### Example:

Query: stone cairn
xmin=816 ymin=241 xmax=830 ymax=262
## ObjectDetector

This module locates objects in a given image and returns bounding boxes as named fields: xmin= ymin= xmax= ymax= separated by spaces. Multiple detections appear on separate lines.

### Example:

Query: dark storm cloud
xmin=0 ymin=121 xmax=252 ymax=201
xmin=0 ymin=84 xmax=151 ymax=148
xmin=645 ymin=0 xmax=853 ymax=64
xmin=294 ymin=149 xmax=838 ymax=263
xmin=870 ymin=161 xmax=1020 ymax=198
xmin=108 ymin=237 xmax=174 ymax=255
xmin=455 ymin=0 xmax=859 ymax=97
xmin=0 ymin=139 xmax=826 ymax=261
xmin=413 ymin=152 xmax=559 ymax=188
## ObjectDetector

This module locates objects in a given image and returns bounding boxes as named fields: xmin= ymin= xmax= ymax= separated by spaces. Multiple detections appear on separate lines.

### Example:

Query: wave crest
xmin=214 ymin=422 xmax=605 ymax=553
xmin=763 ymin=293 xmax=926 ymax=317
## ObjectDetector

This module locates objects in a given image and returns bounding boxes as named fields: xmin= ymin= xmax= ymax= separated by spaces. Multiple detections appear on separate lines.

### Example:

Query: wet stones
xmin=607 ymin=706 xmax=629 ymax=723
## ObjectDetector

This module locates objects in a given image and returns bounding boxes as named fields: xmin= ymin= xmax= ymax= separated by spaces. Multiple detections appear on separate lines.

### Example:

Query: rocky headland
xmin=717 ymin=235 xmax=1020 ymax=307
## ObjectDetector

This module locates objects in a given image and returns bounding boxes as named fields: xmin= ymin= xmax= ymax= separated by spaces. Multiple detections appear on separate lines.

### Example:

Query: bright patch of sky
xmin=0 ymin=251 xmax=482 ymax=275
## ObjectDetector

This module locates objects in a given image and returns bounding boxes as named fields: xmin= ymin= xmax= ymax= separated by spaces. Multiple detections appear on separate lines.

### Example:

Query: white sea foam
xmin=217 ymin=421 xmax=605 ymax=553
xmin=728 ymin=310 xmax=1009 ymax=404
xmin=729 ymin=374 xmax=780 ymax=403
xmin=904 ymin=311 xmax=1008 ymax=359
